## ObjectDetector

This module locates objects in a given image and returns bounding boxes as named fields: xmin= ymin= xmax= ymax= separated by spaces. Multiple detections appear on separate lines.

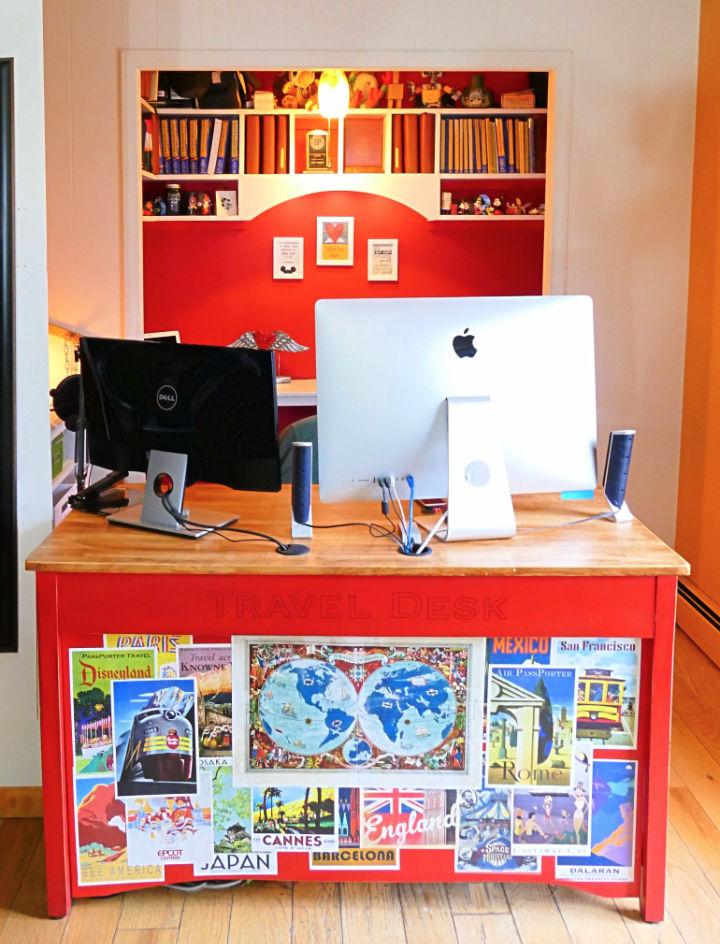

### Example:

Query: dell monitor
xmin=78 ymin=337 xmax=281 ymax=537
xmin=315 ymin=295 xmax=597 ymax=543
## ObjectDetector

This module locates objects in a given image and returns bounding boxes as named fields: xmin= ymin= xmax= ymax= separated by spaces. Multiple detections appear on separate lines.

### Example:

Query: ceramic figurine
xmin=461 ymin=74 xmax=493 ymax=109
xmin=420 ymin=71 xmax=443 ymax=107
xmin=143 ymin=199 xmax=154 ymax=217
xmin=200 ymin=192 xmax=212 ymax=216
xmin=458 ymin=198 xmax=472 ymax=215
xmin=528 ymin=203 xmax=546 ymax=216
xmin=152 ymin=195 xmax=166 ymax=216
xmin=187 ymin=192 xmax=199 ymax=215
xmin=475 ymin=193 xmax=492 ymax=215
xmin=491 ymin=197 xmax=504 ymax=215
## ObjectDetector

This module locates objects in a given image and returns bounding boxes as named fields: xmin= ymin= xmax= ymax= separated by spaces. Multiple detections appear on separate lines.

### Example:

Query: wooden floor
xmin=1 ymin=630 xmax=719 ymax=944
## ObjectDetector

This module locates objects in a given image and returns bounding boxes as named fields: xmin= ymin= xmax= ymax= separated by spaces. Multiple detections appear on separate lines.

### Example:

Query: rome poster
xmin=232 ymin=637 xmax=484 ymax=787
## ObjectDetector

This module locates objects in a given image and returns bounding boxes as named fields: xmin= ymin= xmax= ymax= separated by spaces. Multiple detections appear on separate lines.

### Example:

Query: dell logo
xmin=156 ymin=385 xmax=178 ymax=411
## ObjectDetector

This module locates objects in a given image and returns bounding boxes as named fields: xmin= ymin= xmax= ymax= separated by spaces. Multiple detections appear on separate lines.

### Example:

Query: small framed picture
xmin=367 ymin=238 xmax=398 ymax=281
xmin=273 ymin=237 xmax=304 ymax=280
xmin=317 ymin=216 xmax=354 ymax=266
xmin=216 ymin=190 xmax=238 ymax=217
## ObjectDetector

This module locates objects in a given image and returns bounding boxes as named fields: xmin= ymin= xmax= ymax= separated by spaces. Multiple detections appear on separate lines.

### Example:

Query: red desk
xmin=26 ymin=487 xmax=688 ymax=921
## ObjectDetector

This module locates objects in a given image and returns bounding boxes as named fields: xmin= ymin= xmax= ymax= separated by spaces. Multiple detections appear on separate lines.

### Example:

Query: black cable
xmin=161 ymin=494 xmax=290 ymax=550
xmin=301 ymin=518 xmax=405 ymax=548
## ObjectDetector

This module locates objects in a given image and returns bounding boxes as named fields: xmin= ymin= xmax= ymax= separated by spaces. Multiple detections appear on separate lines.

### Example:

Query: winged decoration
xmin=229 ymin=330 xmax=309 ymax=353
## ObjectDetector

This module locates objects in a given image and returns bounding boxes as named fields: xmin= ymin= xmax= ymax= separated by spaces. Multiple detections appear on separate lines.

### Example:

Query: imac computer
xmin=78 ymin=337 xmax=281 ymax=538
xmin=315 ymin=295 xmax=597 ymax=543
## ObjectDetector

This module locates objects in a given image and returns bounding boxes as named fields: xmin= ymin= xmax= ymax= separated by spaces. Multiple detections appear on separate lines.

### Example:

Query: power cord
xmin=160 ymin=493 xmax=292 ymax=551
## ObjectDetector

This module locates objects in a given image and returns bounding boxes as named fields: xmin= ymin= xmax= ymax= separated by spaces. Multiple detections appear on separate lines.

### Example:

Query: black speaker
xmin=291 ymin=442 xmax=313 ymax=525
xmin=603 ymin=430 xmax=635 ymax=509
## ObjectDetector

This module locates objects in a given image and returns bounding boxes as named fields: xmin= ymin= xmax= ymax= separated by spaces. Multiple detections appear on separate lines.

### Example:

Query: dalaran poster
xmin=74 ymin=776 xmax=163 ymax=886
xmin=70 ymin=648 xmax=156 ymax=777
xmin=233 ymin=637 xmax=484 ymax=787
xmin=550 ymin=638 xmax=641 ymax=749
xmin=555 ymin=760 xmax=637 ymax=882
xmin=111 ymin=678 xmax=199 ymax=798
xmin=485 ymin=665 xmax=577 ymax=791
xmin=176 ymin=645 xmax=232 ymax=768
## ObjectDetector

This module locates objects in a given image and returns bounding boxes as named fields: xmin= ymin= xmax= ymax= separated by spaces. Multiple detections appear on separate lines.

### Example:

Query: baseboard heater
xmin=678 ymin=581 xmax=720 ymax=633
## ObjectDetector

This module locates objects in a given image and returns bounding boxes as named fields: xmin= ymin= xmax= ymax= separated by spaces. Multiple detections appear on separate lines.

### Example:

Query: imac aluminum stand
xmin=418 ymin=397 xmax=516 ymax=550
xmin=109 ymin=450 xmax=238 ymax=539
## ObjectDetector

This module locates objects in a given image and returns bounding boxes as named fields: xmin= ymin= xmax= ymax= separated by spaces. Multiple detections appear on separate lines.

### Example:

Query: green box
xmin=51 ymin=430 xmax=64 ymax=480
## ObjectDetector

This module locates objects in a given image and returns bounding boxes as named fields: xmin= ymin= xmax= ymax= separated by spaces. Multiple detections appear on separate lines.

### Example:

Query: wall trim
xmin=677 ymin=578 xmax=720 ymax=670
xmin=0 ymin=787 xmax=42 ymax=818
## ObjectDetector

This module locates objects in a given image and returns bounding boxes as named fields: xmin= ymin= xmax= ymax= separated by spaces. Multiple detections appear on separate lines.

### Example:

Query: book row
xmin=390 ymin=113 xmax=435 ymax=174
xmin=244 ymin=114 xmax=290 ymax=174
xmin=69 ymin=634 xmax=640 ymax=885
xmin=440 ymin=116 xmax=541 ymax=174
xmin=142 ymin=116 xmax=240 ymax=175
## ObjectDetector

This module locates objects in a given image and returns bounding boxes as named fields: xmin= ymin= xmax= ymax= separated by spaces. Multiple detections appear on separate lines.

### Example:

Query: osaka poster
xmin=233 ymin=637 xmax=484 ymax=786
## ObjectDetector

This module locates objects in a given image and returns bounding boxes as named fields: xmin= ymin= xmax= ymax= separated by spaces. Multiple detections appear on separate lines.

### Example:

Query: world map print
xmin=245 ymin=642 xmax=471 ymax=774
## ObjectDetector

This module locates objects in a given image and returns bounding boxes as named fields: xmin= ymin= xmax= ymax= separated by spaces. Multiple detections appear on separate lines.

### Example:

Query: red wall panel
xmin=143 ymin=190 xmax=543 ymax=378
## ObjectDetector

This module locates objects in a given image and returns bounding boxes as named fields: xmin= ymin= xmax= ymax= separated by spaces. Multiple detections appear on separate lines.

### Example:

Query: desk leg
xmin=640 ymin=576 xmax=677 ymax=923
xmin=36 ymin=574 xmax=72 ymax=919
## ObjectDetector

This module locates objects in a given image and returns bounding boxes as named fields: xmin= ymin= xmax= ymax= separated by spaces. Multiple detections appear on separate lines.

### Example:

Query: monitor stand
xmin=418 ymin=396 xmax=516 ymax=549
xmin=108 ymin=450 xmax=238 ymax=539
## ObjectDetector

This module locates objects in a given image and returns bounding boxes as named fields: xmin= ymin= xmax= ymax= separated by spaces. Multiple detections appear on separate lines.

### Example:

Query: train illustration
xmin=576 ymin=668 xmax=628 ymax=740
xmin=120 ymin=687 xmax=195 ymax=784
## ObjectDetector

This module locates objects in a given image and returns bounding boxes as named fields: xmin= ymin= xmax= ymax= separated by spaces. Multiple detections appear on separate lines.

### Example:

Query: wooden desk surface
xmin=26 ymin=486 xmax=689 ymax=577
xmin=276 ymin=378 xmax=316 ymax=406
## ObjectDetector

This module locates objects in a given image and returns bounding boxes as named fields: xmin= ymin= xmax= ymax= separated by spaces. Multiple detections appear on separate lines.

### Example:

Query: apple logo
xmin=452 ymin=328 xmax=477 ymax=359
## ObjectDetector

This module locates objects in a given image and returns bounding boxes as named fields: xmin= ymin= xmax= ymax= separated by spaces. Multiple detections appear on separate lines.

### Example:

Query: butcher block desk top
xmin=26 ymin=486 xmax=689 ymax=578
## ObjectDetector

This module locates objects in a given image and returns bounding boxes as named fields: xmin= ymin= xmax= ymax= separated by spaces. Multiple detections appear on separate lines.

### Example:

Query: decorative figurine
xmin=349 ymin=72 xmax=385 ymax=108
xmin=474 ymin=193 xmax=492 ymax=215
xmin=491 ymin=197 xmax=505 ymax=215
xmin=461 ymin=74 xmax=494 ymax=109
xmin=458 ymin=198 xmax=472 ymax=215
xmin=143 ymin=199 xmax=154 ymax=217
xmin=187 ymin=192 xmax=199 ymax=215
xmin=275 ymin=69 xmax=319 ymax=110
xmin=229 ymin=330 xmax=309 ymax=353
xmin=528 ymin=203 xmax=546 ymax=216
xmin=440 ymin=85 xmax=463 ymax=108
xmin=152 ymin=195 xmax=166 ymax=216
xmin=505 ymin=197 xmax=532 ymax=215
xmin=199 ymin=192 xmax=212 ymax=216
xmin=419 ymin=71 xmax=443 ymax=107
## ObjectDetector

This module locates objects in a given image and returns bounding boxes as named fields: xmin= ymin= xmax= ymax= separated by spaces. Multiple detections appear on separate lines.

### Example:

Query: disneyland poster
xmin=551 ymin=638 xmax=641 ymax=749
xmin=111 ymin=678 xmax=198 ymax=798
xmin=233 ymin=636 xmax=484 ymax=787
xmin=555 ymin=760 xmax=637 ymax=883
xmin=454 ymin=788 xmax=540 ymax=875
xmin=125 ymin=790 xmax=212 ymax=867
xmin=104 ymin=634 xmax=193 ymax=679
xmin=73 ymin=776 xmax=163 ymax=886
xmin=250 ymin=785 xmax=339 ymax=852
xmin=510 ymin=752 xmax=592 ymax=857
xmin=70 ymin=648 xmax=157 ymax=777
xmin=177 ymin=644 xmax=232 ymax=767
xmin=485 ymin=665 xmax=577 ymax=791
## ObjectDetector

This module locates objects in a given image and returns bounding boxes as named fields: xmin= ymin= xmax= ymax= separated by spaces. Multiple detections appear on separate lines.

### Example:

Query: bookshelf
xmin=139 ymin=102 xmax=548 ymax=224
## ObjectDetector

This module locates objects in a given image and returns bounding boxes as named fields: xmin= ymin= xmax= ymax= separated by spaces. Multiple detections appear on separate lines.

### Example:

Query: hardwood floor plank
xmin=614 ymin=899 xmax=685 ymax=943
xmin=670 ymin=712 xmax=720 ymax=826
xmin=113 ymin=930 xmax=179 ymax=944
xmin=177 ymin=886 xmax=233 ymax=944
xmin=446 ymin=882 xmax=509 ymax=915
xmin=664 ymin=822 xmax=720 ymax=943
xmin=60 ymin=896 xmax=123 ymax=944
xmin=0 ymin=837 xmax=67 ymax=944
xmin=0 ymin=818 xmax=43 ymax=935
xmin=341 ymin=883 xmax=406 ymax=944
xmin=117 ymin=887 xmax=184 ymax=930
xmin=398 ymin=884 xmax=456 ymax=944
xmin=229 ymin=881 xmax=291 ymax=944
xmin=672 ymin=632 xmax=720 ymax=766
xmin=552 ymin=885 xmax=633 ymax=944
xmin=292 ymin=883 xmax=342 ymax=944
xmin=504 ymin=884 xmax=573 ymax=944
xmin=454 ymin=912 xmax=521 ymax=943
xmin=668 ymin=784 xmax=720 ymax=897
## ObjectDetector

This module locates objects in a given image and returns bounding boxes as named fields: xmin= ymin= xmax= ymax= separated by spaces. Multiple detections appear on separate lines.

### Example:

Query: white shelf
xmin=429 ymin=214 xmax=545 ymax=222
xmin=439 ymin=173 xmax=545 ymax=180
xmin=52 ymin=459 xmax=75 ymax=490
xmin=142 ymin=215 xmax=242 ymax=222
xmin=142 ymin=172 xmax=238 ymax=180
xmin=152 ymin=106 xmax=548 ymax=117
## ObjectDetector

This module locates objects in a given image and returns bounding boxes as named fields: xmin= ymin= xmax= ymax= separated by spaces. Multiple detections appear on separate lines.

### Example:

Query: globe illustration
xmin=357 ymin=661 xmax=457 ymax=756
xmin=342 ymin=737 xmax=373 ymax=766
xmin=258 ymin=659 xmax=357 ymax=756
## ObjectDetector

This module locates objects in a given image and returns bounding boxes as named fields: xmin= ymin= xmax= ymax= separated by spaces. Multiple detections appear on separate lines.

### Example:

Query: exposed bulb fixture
xmin=318 ymin=69 xmax=350 ymax=119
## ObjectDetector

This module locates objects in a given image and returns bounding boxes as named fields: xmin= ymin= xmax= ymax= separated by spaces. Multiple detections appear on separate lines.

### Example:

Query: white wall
xmin=0 ymin=0 xmax=50 ymax=786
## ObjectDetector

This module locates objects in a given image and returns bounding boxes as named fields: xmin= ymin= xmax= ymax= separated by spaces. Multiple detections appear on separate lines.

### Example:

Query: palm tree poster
xmin=234 ymin=637 xmax=485 ymax=788
xmin=509 ymin=751 xmax=592 ymax=856
xmin=485 ymin=665 xmax=577 ymax=791
xmin=250 ymin=786 xmax=338 ymax=852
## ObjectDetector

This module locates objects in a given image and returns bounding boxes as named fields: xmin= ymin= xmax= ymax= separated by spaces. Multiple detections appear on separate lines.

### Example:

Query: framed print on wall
xmin=317 ymin=216 xmax=354 ymax=266
xmin=367 ymin=238 xmax=398 ymax=282
xmin=273 ymin=237 xmax=304 ymax=280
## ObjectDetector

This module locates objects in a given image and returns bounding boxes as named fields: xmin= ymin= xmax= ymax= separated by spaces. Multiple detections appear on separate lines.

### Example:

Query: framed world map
xmin=232 ymin=637 xmax=485 ymax=787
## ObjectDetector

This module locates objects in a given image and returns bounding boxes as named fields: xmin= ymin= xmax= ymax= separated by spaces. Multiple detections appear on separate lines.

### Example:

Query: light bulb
xmin=318 ymin=69 xmax=350 ymax=119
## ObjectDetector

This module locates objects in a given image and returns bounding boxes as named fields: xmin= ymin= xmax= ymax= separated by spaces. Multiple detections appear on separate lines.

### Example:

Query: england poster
xmin=485 ymin=665 xmax=577 ymax=791
xmin=73 ymin=776 xmax=163 ymax=886
xmin=70 ymin=648 xmax=156 ymax=777
xmin=360 ymin=787 xmax=457 ymax=848
xmin=233 ymin=636 xmax=484 ymax=786
xmin=111 ymin=678 xmax=199 ymax=798
xmin=177 ymin=645 xmax=232 ymax=767
xmin=551 ymin=638 xmax=641 ymax=748
xmin=454 ymin=788 xmax=540 ymax=874
xmin=555 ymin=760 xmax=637 ymax=882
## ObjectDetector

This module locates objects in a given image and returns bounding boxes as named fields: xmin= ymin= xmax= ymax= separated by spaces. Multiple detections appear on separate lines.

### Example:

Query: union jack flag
xmin=362 ymin=789 xmax=426 ymax=845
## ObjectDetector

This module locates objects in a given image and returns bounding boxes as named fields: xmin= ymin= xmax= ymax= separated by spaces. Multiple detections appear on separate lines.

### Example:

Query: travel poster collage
xmin=68 ymin=633 xmax=640 ymax=883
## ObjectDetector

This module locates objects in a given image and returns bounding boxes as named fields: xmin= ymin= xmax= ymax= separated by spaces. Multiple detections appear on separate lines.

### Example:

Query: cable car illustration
xmin=576 ymin=669 xmax=625 ymax=740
